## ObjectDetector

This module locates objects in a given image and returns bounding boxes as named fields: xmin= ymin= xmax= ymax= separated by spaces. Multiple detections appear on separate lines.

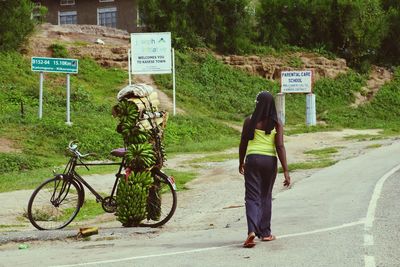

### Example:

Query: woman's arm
xmin=239 ymin=118 xmax=250 ymax=175
xmin=275 ymin=122 xmax=291 ymax=186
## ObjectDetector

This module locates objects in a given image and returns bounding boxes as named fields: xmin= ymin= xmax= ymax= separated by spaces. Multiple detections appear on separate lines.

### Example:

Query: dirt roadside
xmin=0 ymin=128 xmax=398 ymax=240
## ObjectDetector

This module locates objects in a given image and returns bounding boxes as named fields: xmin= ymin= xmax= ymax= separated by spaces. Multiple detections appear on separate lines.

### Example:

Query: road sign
xmin=130 ymin=32 xmax=172 ymax=74
xmin=281 ymin=70 xmax=313 ymax=93
xmin=129 ymin=32 xmax=177 ymax=115
xmin=31 ymin=57 xmax=79 ymax=74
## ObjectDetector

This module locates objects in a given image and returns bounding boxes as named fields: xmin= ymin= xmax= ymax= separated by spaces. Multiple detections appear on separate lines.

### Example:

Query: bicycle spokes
xmin=50 ymin=177 xmax=72 ymax=207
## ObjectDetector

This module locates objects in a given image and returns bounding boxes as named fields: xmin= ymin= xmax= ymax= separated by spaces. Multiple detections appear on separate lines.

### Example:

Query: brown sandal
xmin=261 ymin=235 xmax=276 ymax=241
xmin=243 ymin=234 xmax=256 ymax=248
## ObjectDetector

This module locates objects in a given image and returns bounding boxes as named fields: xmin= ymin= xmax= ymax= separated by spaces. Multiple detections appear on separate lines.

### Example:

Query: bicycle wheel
xmin=140 ymin=171 xmax=177 ymax=228
xmin=27 ymin=176 xmax=82 ymax=230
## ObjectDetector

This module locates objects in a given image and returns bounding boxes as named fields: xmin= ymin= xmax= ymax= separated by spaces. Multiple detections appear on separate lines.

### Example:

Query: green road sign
xmin=31 ymin=57 xmax=79 ymax=73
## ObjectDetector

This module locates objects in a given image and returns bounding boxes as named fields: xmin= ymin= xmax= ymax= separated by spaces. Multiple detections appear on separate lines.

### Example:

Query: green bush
xmin=0 ymin=153 xmax=48 ymax=174
xmin=0 ymin=0 xmax=35 ymax=51
xmin=49 ymin=43 xmax=69 ymax=58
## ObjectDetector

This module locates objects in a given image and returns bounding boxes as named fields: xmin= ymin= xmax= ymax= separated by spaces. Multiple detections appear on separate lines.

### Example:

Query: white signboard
xmin=131 ymin=32 xmax=172 ymax=74
xmin=281 ymin=70 xmax=313 ymax=93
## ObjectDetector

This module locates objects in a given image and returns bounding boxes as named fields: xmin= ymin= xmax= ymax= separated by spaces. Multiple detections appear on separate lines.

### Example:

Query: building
xmin=33 ymin=0 xmax=142 ymax=33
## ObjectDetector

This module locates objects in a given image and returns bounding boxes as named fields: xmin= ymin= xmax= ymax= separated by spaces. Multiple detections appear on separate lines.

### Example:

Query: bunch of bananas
xmin=112 ymin=100 xmax=139 ymax=124
xmin=113 ymin=92 xmax=166 ymax=227
xmin=125 ymin=143 xmax=156 ymax=171
xmin=115 ymin=171 xmax=153 ymax=226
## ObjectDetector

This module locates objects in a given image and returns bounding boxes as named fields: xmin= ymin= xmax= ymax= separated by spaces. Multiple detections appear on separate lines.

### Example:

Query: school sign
xmin=281 ymin=70 xmax=313 ymax=93
xmin=278 ymin=70 xmax=316 ymax=126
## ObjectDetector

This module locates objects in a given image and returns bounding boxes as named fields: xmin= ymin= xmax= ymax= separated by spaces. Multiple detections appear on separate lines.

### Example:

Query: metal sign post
xmin=66 ymin=74 xmax=71 ymax=125
xmin=31 ymin=57 xmax=79 ymax=125
xmin=306 ymin=93 xmax=316 ymax=126
xmin=172 ymin=48 xmax=176 ymax=116
xmin=128 ymin=49 xmax=132 ymax=86
xmin=275 ymin=93 xmax=285 ymax=125
xmin=39 ymin=72 xmax=44 ymax=119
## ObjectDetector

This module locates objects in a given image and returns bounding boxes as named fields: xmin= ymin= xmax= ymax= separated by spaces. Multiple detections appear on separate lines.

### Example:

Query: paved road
xmin=1 ymin=141 xmax=400 ymax=267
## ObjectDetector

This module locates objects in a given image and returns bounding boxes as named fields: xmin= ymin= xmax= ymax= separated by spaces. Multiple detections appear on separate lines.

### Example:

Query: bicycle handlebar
xmin=68 ymin=141 xmax=96 ymax=159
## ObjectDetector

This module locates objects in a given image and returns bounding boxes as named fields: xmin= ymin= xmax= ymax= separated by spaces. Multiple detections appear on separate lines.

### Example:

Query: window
xmin=59 ymin=11 xmax=77 ymax=25
xmin=32 ymin=3 xmax=42 ymax=20
xmin=60 ymin=0 xmax=75 ymax=5
xmin=98 ymin=7 xmax=117 ymax=28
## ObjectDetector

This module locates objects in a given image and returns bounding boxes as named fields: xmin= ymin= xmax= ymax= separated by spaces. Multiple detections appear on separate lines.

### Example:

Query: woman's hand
xmin=283 ymin=171 xmax=291 ymax=187
xmin=239 ymin=163 xmax=245 ymax=175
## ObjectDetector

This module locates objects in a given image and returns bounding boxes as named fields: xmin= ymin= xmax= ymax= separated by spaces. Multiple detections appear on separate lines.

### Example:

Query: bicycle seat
xmin=110 ymin=148 xmax=127 ymax=157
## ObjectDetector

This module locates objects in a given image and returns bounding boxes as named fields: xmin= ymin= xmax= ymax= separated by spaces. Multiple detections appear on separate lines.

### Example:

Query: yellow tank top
xmin=246 ymin=129 xmax=277 ymax=157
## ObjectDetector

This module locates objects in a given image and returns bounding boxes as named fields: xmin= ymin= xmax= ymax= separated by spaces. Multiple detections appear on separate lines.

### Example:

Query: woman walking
xmin=239 ymin=91 xmax=291 ymax=248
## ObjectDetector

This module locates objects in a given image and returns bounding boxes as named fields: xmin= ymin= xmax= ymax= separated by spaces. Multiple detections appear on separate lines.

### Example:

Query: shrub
xmin=0 ymin=0 xmax=35 ymax=51
xmin=49 ymin=43 xmax=69 ymax=58
xmin=0 ymin=153 xmax=48 ymax=174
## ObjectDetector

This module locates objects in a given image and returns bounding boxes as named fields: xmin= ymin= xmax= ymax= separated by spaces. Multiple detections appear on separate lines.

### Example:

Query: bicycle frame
xmin=61 ymin=153 xmax=126 ymax=204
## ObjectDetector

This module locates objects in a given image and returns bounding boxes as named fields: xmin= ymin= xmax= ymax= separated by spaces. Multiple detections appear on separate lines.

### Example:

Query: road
xmin=1 ymin=141 xmax=400 ymax=267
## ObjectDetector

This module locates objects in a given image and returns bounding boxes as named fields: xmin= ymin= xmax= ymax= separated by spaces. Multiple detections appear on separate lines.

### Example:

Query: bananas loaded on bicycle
xmin=112 ymin=83 xmax=168 ymax=227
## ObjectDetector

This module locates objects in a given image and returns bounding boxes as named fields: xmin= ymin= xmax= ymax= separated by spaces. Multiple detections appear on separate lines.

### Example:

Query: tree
xmin=333 ymin=0 xmax=387 ymax=70
xmin=378 ymin=0 xmax=400 ymax=65
xmin=139 ymin=0 xmax=253 ymax=53
xmin=257 ymin=0 xmax=386 ymax=70
xmin=0 ymin=0 xmax=35 ymax=51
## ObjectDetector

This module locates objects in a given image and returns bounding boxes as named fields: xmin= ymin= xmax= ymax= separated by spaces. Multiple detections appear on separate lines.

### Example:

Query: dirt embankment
xmin=27 ymin=24 xmax=394 ymax=109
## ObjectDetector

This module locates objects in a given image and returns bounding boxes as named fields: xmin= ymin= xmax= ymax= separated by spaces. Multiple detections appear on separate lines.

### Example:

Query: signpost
xmin=130 ymin=32 xmax=172 ymax=74
xmin=281 ymin=70 xmax=312 ymax=94
xmin=31 ymin=57 xmax=78 ymax=73
xmin=130 ymin=32 xmax=176 ymax=115
xmin=279 ymin=70 xmax=316 ymax=126
xmin=31 ymin=57 xmax=79 ymax=125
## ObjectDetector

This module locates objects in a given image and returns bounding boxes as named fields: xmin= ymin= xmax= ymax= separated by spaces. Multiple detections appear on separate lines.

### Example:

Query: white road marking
xmin=363 ymin=163 xmax=400 ymax=267
xmin=50 ymin=220 xmax=364 ymax=267
xmin=365 ymin=164 xmax=400 ymax=230
xmin=50 ymin=164 xmax=400 ymax=267
xmin=278 ymin=220 xmax=365 ymax=239
xmin=364 ymin=255 xmax=376 ymax=267
xmin=364 ymin=234 xmax=374 ymax=246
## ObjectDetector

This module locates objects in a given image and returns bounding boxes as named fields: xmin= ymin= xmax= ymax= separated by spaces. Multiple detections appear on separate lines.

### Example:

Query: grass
xmin=1 ymin=48 xmax=400 ymax=193
xmin=366 ymin=144 xmax=382 ymax=149
xmin=185 ymin=152 xmax=237 ymax=164
xmin=279 ymin=159 xmax=338 ymax=173
xmin=0 ymin=224 xmax=25 ymax=228
xmin=73 ymin=199 xmax=105 ymax=221
xmin=164 ymin=114 xmax=239 ymax=153
xmin=163 ymin=169 xmax=197 ymax=191
xmin=343 ymin=134 xmax=384 ymax=141
xmin=27 ymin=199 xmax=106 ymax=223
xmin=304 ymin=147 xmax=343 ymax=157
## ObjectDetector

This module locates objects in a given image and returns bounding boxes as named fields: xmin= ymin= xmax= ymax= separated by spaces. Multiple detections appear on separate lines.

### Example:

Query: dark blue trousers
xmin=244 ymin=154 xmax=277 ymax=237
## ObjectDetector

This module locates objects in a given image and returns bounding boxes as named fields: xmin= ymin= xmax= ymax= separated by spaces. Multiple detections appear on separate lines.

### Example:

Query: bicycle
xmin=27 ymin=141 xmax=177 ymax=230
